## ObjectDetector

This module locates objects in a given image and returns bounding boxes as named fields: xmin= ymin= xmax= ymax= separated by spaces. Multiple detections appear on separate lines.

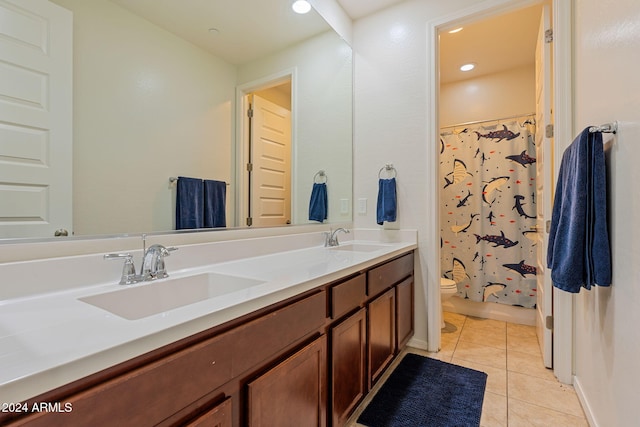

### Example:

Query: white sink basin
xmin=80 ymin=273 xmax=265 ymax=320
xmin=329 ymin=243 xmax=389 ymax=253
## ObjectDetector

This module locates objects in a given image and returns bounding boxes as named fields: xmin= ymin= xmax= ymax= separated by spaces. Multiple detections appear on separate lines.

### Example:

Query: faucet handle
xmin=104 ymin=253 xmax=140 ymax=285
xmin=156 ymin=247 xmax=177 ymax=279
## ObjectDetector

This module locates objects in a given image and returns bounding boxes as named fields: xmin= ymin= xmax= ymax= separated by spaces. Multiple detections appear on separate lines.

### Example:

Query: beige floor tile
xmin=443 ymin=311 xmax=467 ymax=329
xmin=452 ymin=340 xmax=506 ymax=369
xmin=459 ymin=325 xmax=506 ymax=350
xmin=507 ymin=332 xmax=541 ymax=355
xmin=450 ymin=357 xmax=507 ymax=397
xmin=508 ymin=371 xmax=585 ymax=418
xmin=507 ymin=322 xmax=537 ymax=338
xmin=464 ymin=316 xmax=507 ymax=332
xmin=508 ymin=397 xmax=589 ymax=426
xmin=480 ymin=392 xmax=507 ymax=427
xmin=507 ymin=348 xmax=556 ymax=382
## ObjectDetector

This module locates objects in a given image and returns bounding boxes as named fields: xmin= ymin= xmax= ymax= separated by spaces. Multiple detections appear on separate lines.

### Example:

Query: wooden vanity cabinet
xmin=365 ymin=252 xmax=413 ymax=388
xmin=367 ymin=287 xmax=396 ymax=388
xmin=4 ymin=251 xmax=414 ymax=427
xmin=396 ymin=276 xmax=415 ymax=350
xmin=330 ymin=308 xmax=366 ymax=427
xmin=183 ymin=397 xmax=233 ymax=427
xmin=247 ymin=335 xmax=327 ymax=427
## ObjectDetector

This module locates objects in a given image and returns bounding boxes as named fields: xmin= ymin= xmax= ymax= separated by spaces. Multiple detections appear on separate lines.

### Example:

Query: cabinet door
xmin=367 ymin=288 xmax=396 ymax=388
xmin=331 ymin=308 xmax=366 ymax=427
xmin=247 ymin=336 xmax=327 ymax=427
xmin=396 ymin=276 xmax=414 ymax=350
xmin=184 ymin=397 xmax=232 ymax=427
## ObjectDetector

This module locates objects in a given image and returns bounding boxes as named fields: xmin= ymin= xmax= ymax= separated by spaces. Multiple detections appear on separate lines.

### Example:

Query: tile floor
xmin=346 ymin=311 xmax=588 ymax=426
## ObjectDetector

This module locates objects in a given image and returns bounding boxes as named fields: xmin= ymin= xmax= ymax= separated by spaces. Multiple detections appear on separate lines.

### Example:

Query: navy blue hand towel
xmin=204 ymin=180 xmax=226 ymax=228
xmin=308 ymin=183 xmax=328 ymax=222
xmin=377 ymin=178 xmax=397 ymax=225
xmin=176 ymin=176 xmax=203 ymax=230
xmin=547 ymin=128 xmax=611 ymax=292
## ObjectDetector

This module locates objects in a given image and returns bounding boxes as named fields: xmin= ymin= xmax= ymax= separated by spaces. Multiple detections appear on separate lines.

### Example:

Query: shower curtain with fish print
xmin=440 ymin=116 xmax=537 ymax=308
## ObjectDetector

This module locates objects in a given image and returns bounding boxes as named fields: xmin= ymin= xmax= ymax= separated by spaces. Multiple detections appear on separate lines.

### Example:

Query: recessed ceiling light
xmin=448 ymin=27 xmax=463 ymax=34
xmin=292 ymin=0 xmax=311 ymax=14
xmin=460 ymin=63 xmax=476 ymax=72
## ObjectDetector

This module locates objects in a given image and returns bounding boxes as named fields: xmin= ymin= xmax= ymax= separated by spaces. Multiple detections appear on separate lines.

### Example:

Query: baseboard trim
xmin=573 ymin=375 xmax=597 ymax=427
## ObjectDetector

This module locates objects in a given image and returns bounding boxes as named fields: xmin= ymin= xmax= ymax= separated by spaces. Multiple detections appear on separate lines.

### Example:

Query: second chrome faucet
xmin=324 ymin=228 xmax=350 ymax=247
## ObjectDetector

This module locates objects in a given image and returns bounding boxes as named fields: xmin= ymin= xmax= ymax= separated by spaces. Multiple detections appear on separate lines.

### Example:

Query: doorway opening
xmin=427 ymin=0 xmax=573 ymax=382
xmin=237 ymin=75 xmax=293 ymax=228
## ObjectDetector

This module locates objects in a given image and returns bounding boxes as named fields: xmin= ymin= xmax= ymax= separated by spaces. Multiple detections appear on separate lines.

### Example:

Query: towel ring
xmin=378 ymin=164 xmax=397 ymax=179
xmin=314 ymin=170 xmax=327 ymax=184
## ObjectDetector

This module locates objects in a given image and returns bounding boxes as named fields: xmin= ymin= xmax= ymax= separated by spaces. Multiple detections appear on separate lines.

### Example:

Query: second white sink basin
xmin=80 ymin=273 xmax=265 ymax=320
xmin=329 ymin=243 xmax=390 ymax=253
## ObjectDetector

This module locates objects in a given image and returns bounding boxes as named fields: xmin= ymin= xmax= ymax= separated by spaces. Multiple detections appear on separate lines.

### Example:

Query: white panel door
xmin=249 ymin=94 xmax=291 ymax=227
xmin=0 ymin=0 xmax=72 ymax=238
xmin=535 ymin=4 xmax=554 ymax=368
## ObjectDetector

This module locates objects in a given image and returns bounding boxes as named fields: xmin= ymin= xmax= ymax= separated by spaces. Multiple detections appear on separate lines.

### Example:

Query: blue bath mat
xmin=358 ymin=353 xmax=487 ymax=427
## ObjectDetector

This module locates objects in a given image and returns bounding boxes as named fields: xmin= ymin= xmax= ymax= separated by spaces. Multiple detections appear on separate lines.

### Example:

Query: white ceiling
xmin=109 ymin=0 xmax=541 ymax=82
xmin=110 ymin=0 xmax=330 ymax=65
xmin=439 ymin=5 xmax=542 ymax=83
xmin=336 ymin=0 xmax=405 ymax=20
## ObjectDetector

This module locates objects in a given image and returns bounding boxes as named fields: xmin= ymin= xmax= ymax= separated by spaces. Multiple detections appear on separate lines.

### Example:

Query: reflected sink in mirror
xmin=80 ymin=273 xmax=265 ymax=320
xmin=328 ymin=243 xmax=391 ymax=253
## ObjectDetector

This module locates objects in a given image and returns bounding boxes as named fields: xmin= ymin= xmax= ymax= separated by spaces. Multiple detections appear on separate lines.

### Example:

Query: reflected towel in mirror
xmin=176 ymin=177 xmax=204 ymax=230
xmin=309 ymin=183 xmax=328 ymax=222
xmin=204 ymin=180 xmax=226 ymax=228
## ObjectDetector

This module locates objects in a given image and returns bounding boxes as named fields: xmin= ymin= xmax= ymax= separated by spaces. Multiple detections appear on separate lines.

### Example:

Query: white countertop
xmin=0 ymin=236 xmax=416 ymax=403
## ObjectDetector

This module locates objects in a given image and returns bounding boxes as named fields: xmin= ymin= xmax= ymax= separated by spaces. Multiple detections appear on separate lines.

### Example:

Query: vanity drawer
xmin=367 ymin=252 xmax=414 ymax=297
xmin=17 ymin=331 xmax=235 ymax=427
xmin=231 ymin=290 xmax=327 ymax=376
xmin=331 ymin=274 xmax=366 ymax=320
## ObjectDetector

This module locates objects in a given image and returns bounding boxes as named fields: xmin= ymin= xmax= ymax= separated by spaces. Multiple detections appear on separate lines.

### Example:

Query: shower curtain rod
xmin=441 ymin=112 xmax=535 ymax=130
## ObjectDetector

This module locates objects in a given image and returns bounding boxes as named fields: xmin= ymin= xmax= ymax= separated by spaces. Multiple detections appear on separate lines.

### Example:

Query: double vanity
xmin=0 ymin=228 xmax=417 ymax=426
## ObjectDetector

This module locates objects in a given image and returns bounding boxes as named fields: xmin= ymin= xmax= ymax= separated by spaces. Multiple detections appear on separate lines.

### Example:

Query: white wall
xmin=439 ymin=65 xmax=535 ymax=127
xmin=572 ymin=0 xmax=640 ymax=425
xmin=52 ymin=0 xmax=236 ymax=236
xmin=353 ymin=0 xmax=485 ymax=349
xmin=440 ymin=65 xmax=536 ymax=326
xmin=238 ymin=31 xmax=353 ymax=225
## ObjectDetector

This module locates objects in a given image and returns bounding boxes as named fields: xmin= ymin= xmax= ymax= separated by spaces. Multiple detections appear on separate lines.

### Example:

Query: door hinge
xmin=246 ymin=217 xmax=253 ymax=226
xmin=545 ymin=29 xmax=553 ymax=43
xmin=247 ymin=107 xmax=253 ymax=118
xmin=545 ymin=315 xmax=554 ymax=330
xmin=246 ymin=163 xmax=253 ymax=172
xmin=545 ymin=124 xmax=554 ymax=138
xmin=546 ymin=220 xmax=551 ymax=233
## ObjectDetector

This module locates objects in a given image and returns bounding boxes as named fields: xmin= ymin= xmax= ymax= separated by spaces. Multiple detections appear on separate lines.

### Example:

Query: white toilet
xmin=440 ymin=278 xmax=458 ymax=328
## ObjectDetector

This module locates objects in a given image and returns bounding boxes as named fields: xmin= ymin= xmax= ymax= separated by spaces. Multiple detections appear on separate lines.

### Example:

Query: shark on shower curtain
xmin=440 ymin=117 xmax=538 ymax=308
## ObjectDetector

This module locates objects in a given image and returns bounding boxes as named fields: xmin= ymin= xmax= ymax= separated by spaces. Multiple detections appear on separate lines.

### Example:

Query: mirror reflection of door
xmin=245 ymin=82 xmax=292 ymax=227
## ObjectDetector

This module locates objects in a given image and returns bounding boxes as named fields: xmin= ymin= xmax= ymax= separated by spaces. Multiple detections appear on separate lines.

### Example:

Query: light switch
xmin=358 ymin=198 xmax=367 ymax=214
xmin=340 ymin=198 xmax=349 ymax=214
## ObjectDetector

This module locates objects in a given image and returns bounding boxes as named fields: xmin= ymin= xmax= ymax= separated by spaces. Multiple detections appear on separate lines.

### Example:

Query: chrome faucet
xmin=324 ymin=228 xmax=350 ymax=247
xmin=140 ymin=244 xmax=177 ymax=281
xmin=105 ymin=237 xmax=177 ymax=285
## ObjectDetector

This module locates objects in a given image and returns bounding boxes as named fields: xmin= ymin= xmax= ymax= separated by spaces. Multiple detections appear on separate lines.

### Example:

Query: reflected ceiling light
xmin=460 ymin=63 xmax=476 ymax=72
xmin=448 ymin=27 xmax=463 ymax=34
xmin=292 ymin=0 xmax=311 ymax=14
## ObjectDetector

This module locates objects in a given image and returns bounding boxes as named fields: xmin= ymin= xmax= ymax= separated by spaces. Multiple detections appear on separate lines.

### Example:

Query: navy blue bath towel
xmin=176 ymin=176 xmax=204 ymax=230
xmin=547 ymin=127 xmax=611 ymax=292
xmin=204 ymin=179 xmax=226 ymax=228
xmin=377 ymin=178 xmax=397 ymax=225
xmin=308 ymin=182 xmax=328 ymax=222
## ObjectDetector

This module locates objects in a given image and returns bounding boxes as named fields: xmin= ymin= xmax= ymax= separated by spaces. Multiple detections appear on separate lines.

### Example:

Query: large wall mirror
xmin=0 ymin=0 xmax=352 ymax=240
